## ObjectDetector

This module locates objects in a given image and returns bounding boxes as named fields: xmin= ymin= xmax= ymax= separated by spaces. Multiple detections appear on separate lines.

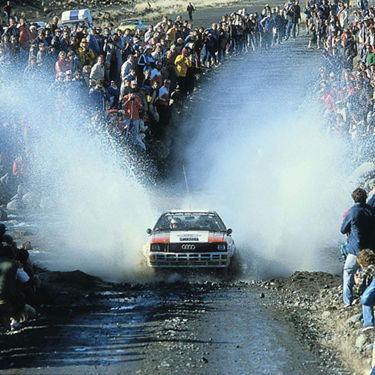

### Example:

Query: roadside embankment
xmin=259 ymin=271 xmax=373 ymax=375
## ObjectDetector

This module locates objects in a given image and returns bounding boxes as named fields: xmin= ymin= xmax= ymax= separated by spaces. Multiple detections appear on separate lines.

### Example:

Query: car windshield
xmin=154 ymin=213 xmax=226 ymax=232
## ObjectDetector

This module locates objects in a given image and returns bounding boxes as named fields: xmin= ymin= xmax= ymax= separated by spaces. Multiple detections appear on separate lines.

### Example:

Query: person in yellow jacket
xmin=77 ymin=38 xmax=96 ymax=70
xmin=174 ymin=48 xmax=192 ymax=96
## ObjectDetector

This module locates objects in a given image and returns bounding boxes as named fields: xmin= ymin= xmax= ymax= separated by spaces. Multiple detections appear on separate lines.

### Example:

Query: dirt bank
xmin=261 ymin=271 xmax=373 ymax=375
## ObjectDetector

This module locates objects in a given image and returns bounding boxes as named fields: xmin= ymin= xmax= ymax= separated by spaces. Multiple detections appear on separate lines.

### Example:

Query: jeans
xmin=362 ymin=305 xmax=374 ymax=327
xmin=285 ymin=22 xmax=296 ymax=39
xmin=361 ymin=278 xmax=375 ymax=327
xmin=343 ymin=253 xmax=360 ymax=306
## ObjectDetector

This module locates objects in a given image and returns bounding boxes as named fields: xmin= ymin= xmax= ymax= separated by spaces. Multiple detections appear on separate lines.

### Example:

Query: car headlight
xmin=151 ymin=244 xmax=161 ymax=251
xmin=217 ymin=244 xmax=227 ymax=251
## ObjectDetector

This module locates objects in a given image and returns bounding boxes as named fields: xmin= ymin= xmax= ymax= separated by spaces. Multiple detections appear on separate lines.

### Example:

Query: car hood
xmin=150 ymin=231 xmax=226 ymax=244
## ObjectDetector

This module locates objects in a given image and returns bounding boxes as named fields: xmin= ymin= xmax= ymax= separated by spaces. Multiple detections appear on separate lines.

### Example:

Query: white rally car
xmin=143 ymin=210 xmax=236 ymax=269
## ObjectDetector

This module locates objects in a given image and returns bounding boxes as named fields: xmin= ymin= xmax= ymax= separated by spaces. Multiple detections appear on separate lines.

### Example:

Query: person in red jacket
xmin=54 ymin=51 xmax=70 ymax=79
xmin=12 ymin=155 xmax=24 ymax=178
xmin=122 ymin=81 xmax=144 ymax=149
xmin=18 ymin=18 xmax=31 ymax=52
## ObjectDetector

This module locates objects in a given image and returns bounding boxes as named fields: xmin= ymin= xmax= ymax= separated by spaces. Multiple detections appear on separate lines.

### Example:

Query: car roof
xmin=163 ymin=210 xmax=218 ymax=214
xmin=120 ymin=19 xmax=141 ymax=23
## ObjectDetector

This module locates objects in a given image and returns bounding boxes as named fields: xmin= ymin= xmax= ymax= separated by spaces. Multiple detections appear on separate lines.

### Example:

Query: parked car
xmin=116 ymin=19 xmax=147 ymax=32
xmin=60 ymin=9 xmax=93 ymax=28
xmin=143 ymin=210 xmax=236 ymax=271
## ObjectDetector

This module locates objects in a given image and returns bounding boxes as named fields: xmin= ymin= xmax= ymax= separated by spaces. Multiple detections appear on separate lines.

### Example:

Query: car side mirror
xmin=146 ymin=228 xmax=152 ymax=234
xmin=226 ymin=228 xmax=232 ymax=235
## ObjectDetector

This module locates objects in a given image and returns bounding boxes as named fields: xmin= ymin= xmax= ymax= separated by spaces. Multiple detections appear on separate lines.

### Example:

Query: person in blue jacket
xmin=340 ymin=188 xmax=375 ymax=307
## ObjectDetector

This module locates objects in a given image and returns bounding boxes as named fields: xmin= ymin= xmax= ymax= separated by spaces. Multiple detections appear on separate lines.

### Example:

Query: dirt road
xmin=0 ymin=278 xmax=349 ymax=375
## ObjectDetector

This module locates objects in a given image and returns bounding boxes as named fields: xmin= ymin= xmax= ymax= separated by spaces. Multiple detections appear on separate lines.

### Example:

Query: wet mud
xmin=0 ymin=272 xmax=350 ymax=375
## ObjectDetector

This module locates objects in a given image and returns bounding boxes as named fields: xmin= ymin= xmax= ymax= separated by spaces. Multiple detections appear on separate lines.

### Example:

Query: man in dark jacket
xmin=343 ymin=32 xmax=357 ymax=70
xmin=285 ymin=3 xmax=298 ymax=40
xmin=0 ymin=223 xmax=16 ymax=251
xmin=341 ymin=188 xmax=375 ymax=307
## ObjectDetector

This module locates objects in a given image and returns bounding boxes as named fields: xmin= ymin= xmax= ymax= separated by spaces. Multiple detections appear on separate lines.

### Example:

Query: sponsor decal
xmin=170 ymin=232 xmax=209 ymax=243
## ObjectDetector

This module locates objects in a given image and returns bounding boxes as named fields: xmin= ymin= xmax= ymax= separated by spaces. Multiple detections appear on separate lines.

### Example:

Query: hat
xmin=181 ymin=48 xmax=188 ymax=55
xmin=177 ymin=37 xmax=183 ymax=44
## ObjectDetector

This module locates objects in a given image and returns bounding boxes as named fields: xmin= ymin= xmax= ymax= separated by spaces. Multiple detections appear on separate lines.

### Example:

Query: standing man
xmin=341 ymin=188 xmax=375 ymax=307
xmin=187 ymin=2 xmax=195 ymax=21
xmin=174 ymin=48 xmax=192 ymax=96
xmin=3 ymin=1 xmax=11 ymax=25
xmin=122 ymin=82 xmax=143 ymax=148
xmin=285 ymin=2 xmax=298 ymax=40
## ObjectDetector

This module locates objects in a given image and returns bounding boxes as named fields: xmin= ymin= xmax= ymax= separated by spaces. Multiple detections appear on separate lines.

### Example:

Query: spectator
xmin=77 ymin=38 xmax=95 ymax=70
xmin=90 ymin=55 xmax=105 ymax=82
xmin=341 ymin=188 xmax=375 ymax=308
xmin=106 ymin=80 xmax=120 ymax=108
xmin=175 ymin=47 xmax=192 ymax=95
xmin=54 ymin=50 xmax=70 ymax=79
xmin=3 ymin=1 xmax=11 ymax=25
xmin=187 ymin=2 xmax=195 ymax=21
xmin=122 ymin=84 xmax=143 ymax=148
xmin=353 ymin=249 xmax=375 ymax=331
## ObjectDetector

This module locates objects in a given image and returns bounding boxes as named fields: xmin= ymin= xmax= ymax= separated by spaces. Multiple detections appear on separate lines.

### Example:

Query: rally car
xmin=116 ymin=19 xmax=147 ymax=32
xmin=143 ymin=210 xmax=236 ymax=269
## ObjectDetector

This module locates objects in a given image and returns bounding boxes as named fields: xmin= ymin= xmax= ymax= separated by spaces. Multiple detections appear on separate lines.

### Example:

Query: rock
xmin=355 ymin=334 xmax=370 ymax=349
xmin=321 ymin=311 xmax=331 ymax=318
xmin=346 ymin=313 xmax=362 ymax=325
xmin=259 ymin=292 xmax=265 ymax=298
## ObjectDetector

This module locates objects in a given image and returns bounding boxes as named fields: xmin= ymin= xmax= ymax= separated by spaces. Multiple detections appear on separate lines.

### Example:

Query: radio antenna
xmin=182 ymin=164 xmax=191 ymax=209
xmin=182 ymin=164 xmax=190 ymax=195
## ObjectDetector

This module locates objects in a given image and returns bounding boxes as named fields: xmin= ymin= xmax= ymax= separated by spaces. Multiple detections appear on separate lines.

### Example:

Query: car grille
xmin=149 ymin=253 xmax=229 ymax=268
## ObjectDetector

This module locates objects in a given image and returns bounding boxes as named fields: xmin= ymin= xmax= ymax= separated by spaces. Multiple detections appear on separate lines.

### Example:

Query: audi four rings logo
xmin=182 ymin=244 xmax=196 ymax=250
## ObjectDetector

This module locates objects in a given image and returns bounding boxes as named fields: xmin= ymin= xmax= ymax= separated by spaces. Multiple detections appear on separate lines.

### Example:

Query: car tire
xmin=227 ymin=252 xmax=241 ymax=278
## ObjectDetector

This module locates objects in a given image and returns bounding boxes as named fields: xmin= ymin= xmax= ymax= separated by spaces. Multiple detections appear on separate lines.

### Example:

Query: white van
xmin=60 ymin=9 xmax=93 ymax=28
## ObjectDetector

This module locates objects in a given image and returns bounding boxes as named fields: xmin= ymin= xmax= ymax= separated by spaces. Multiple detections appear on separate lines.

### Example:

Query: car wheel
xmin=227 ymin=252 xmax=241 ymax=278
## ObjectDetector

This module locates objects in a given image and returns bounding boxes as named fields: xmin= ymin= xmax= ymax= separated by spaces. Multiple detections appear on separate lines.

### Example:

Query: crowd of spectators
xmin=0 ymin=0 xmax=306 ymax=181
xmin=314 ymin=0 xmax=375 ymax=163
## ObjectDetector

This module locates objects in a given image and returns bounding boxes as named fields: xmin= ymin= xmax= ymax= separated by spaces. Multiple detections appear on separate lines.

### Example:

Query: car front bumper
xmin=146 ymin=252 xmax=230 ymax=268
